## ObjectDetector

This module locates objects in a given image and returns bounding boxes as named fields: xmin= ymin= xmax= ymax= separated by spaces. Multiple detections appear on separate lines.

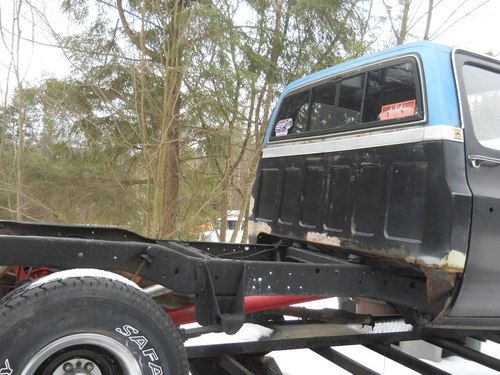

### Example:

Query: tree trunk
xmin=14 ymin=0 xmax=25 ymax=221
xmin=117 ymin=0 xmax=184 ymax=238
xmin=397 ymin=0 xmax=411 ymax=44
xmin=151 ymin=0 xmax=183 ymax=239
xmin=261 ymin=2 xmax=283 ymax=135
xmin=423 ymin=0 xmax=434 ymax=40
xmin=219 ymin=183 xmax=228 ymax=242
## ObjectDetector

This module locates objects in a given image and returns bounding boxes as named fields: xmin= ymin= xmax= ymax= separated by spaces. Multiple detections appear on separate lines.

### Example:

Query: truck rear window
xmin=272 ymin=57 xmax=422 ymax=139
xmin=336 ymin=74 xmax=364 ymax=128
xmin=274 ymin=90 xmax=310 ymax=136
xmin=363 ymin=61 xmax=418 ymax=123
xmin=309 ymin=82 xmax=336 ymax=131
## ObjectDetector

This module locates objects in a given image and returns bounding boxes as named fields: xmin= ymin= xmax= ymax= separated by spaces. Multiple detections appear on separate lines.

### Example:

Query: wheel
xmin=0 ymin=275 xmax=189 ymax=375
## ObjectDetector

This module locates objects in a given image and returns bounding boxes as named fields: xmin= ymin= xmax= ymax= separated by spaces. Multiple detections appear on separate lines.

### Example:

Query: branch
xmin=430 ymin=0 xmax=491 ymax=40
xmin=381 ymin=0 xmax=399 ymax=43
xmin=116 ymin=0 xmax=162 ymax=63
xmin=423 ymin=0 xmax=434 ymax=40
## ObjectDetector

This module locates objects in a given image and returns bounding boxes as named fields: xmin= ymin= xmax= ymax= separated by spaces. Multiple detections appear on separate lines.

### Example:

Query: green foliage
xmin=0 ymin=0 xmax=371 ymax=239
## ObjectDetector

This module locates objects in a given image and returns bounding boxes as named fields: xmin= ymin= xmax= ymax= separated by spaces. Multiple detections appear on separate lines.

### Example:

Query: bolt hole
xmin=383 ymin=280 xmax=387 ymax=286
xmin=358 ymin=280 xmax=362 ymax=284
xmin=410 ymin=281 xmax=416 ymax=289
xmin=214 ymin=275 xmax=218 ymax=280
xmin=315 ymin=268 xmax=320 ymax=274
xmin=490 ymin=207 xmax=494 ymax=213
xmin=174 ymin=268 xmax=180 ymax=275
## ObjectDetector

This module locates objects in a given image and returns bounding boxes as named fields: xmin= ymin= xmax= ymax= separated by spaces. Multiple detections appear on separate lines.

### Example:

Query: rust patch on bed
xmin=306 ymin=232 xmax=341 ymax=247
xmin=248 ymin=220 xmax=272 ymax=238
xmin=297 ymin=232 xmax=463 ymax=301
xmin=302 ymin=232 xmax=466 ymax=272
xmin=422 ymin=267 xmax=457 ymax=302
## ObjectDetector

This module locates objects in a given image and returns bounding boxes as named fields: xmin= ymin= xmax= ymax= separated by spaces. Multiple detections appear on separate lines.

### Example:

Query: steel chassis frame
xmin=0 ymin=221 xmax=444 ymax=334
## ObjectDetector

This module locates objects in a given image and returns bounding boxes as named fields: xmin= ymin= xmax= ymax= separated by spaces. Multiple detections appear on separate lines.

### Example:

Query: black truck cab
xmin=249 ymin=41 xmax=500 ymax=327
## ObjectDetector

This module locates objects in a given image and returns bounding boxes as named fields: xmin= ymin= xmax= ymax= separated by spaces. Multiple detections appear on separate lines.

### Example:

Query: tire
xmin=0 ymin=276 xmax=189 ymax=375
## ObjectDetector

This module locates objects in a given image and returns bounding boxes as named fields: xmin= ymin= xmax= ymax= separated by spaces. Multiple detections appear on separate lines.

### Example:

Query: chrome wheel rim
xmin=21 ymin=333 xmax=141 ymax=375
xmin=52 ymin=358 xmax=102 ymax=375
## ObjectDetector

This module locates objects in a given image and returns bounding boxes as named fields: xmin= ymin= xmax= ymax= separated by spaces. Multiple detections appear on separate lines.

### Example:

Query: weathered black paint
xmin=444 ymin=52 xmax=500 ymax=319
xmin=0 ymin=221 xmax=442 ymax=333
xmin=250 ymin=139 xmax=471 ymax=272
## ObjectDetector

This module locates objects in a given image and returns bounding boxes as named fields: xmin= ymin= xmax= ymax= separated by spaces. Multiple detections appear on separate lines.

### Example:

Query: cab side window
xmin=463 ymin=64 xmax=500 ymax=151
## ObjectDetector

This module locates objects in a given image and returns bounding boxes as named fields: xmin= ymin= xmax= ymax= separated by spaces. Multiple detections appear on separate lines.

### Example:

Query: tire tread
xmin=0 ymin=275 xmax=189 ymax=374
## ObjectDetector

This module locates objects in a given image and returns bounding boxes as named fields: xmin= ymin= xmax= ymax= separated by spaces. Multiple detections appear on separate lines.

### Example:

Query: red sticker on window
xmin=380 ymin=99 xmax=416 ymax=121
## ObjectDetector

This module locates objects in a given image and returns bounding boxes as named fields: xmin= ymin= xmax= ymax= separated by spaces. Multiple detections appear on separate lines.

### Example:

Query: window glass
xmin=362 ymin=62 xmax=418 ymax=123
xmin=309 ymin=83 xmax=336 ymax=131
xmin=336 ymin=74 xmax=364 ymax=128
xmin=463 ymin=64 xmax=500 ymax=151
xmin=274 ymin=90 xmax=310 ymax=137
xmin=270 ymin=57 xmax=423 ymax=140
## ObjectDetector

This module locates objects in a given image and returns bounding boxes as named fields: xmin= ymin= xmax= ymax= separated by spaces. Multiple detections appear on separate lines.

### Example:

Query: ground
xmin=184 ymin=298 xmax=500 ymax=374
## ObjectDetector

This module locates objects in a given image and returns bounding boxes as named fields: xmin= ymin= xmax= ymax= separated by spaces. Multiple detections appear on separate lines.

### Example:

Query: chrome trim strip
xmin=262 ymin=125 xmax=463 ymax=159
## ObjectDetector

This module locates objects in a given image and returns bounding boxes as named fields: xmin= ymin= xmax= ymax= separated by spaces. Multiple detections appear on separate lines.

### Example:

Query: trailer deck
xmin=187 ymin=319 xmax=500 ymax=374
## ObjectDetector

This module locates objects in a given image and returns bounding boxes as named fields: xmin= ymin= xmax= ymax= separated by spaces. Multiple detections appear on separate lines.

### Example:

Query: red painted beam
xmin=167 ymin=295 xmax=322 ymax=325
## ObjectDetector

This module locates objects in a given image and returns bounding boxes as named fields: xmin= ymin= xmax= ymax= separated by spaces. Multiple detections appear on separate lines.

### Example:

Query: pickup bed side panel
xmin=249 ymin=139 xmax=471 ymax=275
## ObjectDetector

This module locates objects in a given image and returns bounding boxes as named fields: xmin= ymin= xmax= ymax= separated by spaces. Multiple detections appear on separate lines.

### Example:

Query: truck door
xmin=451 ymin=51 xmax=500 ymax=316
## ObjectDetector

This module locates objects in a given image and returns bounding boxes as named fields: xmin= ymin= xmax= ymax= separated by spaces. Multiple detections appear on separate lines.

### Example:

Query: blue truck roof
xmin=265 ymin=41 xmax=460 ymax=143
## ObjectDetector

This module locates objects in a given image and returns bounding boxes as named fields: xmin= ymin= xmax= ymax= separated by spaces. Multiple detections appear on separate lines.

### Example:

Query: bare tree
xmin=0 ymin=0 xmax=30 ymax=220
xmin=423 ymin=0 xmax=434 ymax=40
xmin=382 ymin=0 xmax=412 ymax=45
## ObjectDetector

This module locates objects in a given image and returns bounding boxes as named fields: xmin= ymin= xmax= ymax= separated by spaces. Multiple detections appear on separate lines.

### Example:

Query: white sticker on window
xmin=275 ymin=118 xmax=293 ymax=137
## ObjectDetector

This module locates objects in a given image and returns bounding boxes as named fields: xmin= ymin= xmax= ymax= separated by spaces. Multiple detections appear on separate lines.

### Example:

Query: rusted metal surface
xmin=422 ymin=268 xmax=457 ymax=303
xmin=251 ymin=226 xmax=462 ymax=305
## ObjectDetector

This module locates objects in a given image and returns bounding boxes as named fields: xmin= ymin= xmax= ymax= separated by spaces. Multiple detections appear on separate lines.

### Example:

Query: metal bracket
xmin=195 ymin=260 xmax=246 ymax=334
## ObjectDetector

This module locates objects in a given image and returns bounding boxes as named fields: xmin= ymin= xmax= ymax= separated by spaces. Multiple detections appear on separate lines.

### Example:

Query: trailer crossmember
xmin=187 ymin=320 xmax=500 ymax=375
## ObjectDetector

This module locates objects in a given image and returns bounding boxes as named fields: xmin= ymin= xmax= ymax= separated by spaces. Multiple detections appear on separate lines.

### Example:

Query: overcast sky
xmin=0 ymin=0 xmax=499 ymax=96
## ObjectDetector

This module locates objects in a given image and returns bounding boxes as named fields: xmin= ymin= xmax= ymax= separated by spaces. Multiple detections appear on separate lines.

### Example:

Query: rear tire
xmin=0 ymin=275 xmax=188 ymax=374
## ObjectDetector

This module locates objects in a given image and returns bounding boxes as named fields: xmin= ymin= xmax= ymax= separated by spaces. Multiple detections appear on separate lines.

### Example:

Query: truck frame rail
xmin=0 ymin=221 xmax=443 ymax=334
